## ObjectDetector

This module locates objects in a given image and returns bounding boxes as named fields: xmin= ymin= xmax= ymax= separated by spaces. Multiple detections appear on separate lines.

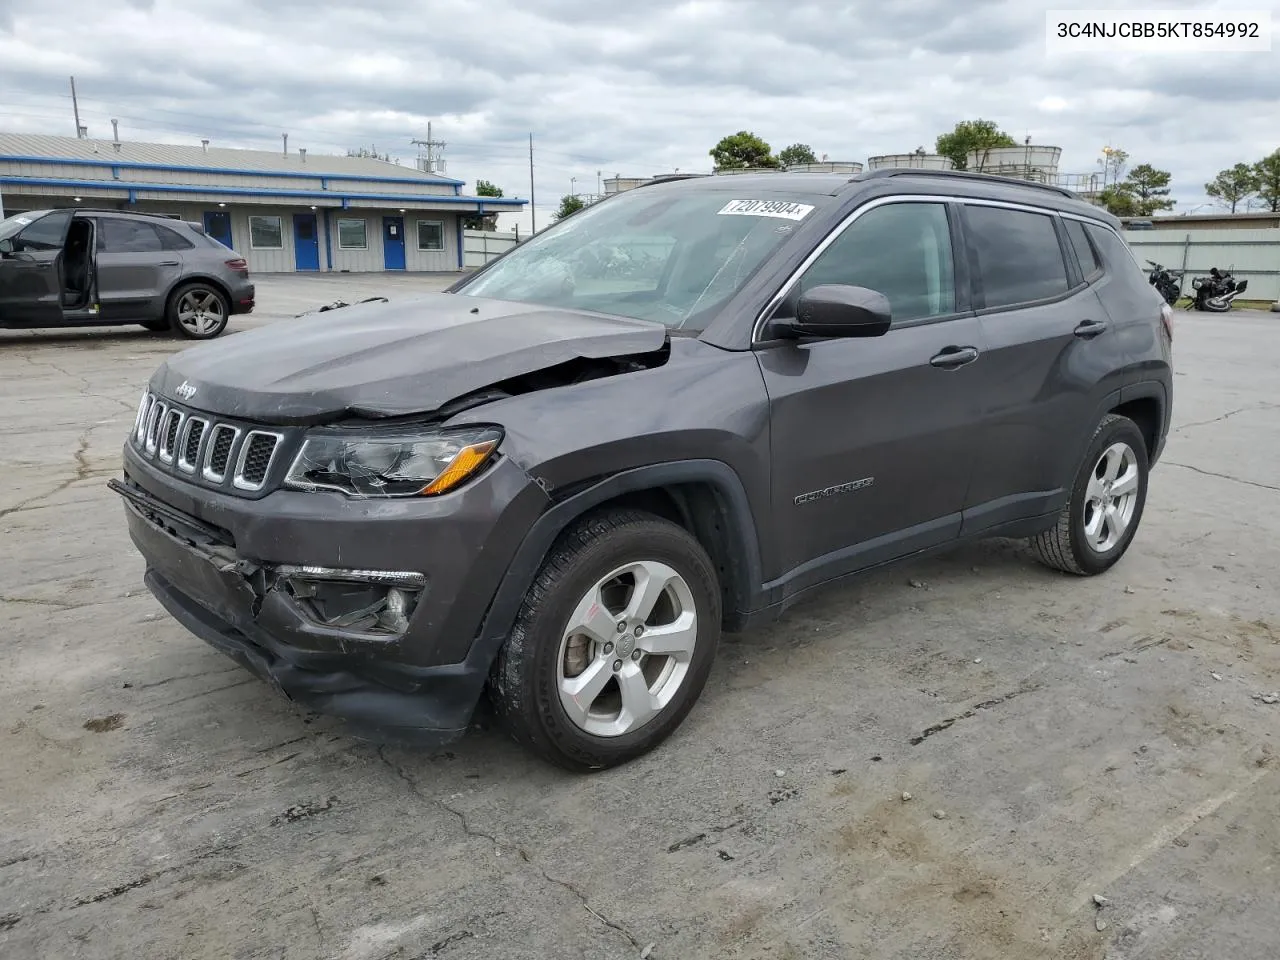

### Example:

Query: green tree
xmin=1100 ymin=147 xmax=1129 ymax=188
xmin=1099 ymin=186 xmax=1139 ymax=218
xmin=778 ymin=143 xmax=817 ymax=167
xmin=709 ymin=131 xmax=780 ymax=170
xmin=1205 ymin=163 xmax=1260 ymax=213
xmin=934 ymin=119 xmax=1016 ymax=171
xmin=1254 ymin=148 xmax=1280 ymax=212
xmin=553 ymin=194 xmax=586 ymax=221
xmin=1122 ymin=163 xmax=1175 ymax=216
xmin=463 ymin=179 xmax=504 ymax=230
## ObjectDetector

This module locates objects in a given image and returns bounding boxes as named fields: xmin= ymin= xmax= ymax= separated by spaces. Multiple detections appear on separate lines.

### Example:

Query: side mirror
xmin=0 ymin=238 xmax=14 ymax=256
xmin=775 ymin=284 xmax=892 ymax=339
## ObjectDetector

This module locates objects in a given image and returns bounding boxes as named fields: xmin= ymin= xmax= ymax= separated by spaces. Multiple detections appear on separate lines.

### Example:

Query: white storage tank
xmin=712 ymin=167 xmax=785 ymax=175
xmin=866 ymin=153 xmax=954 ymax=170
xmin=602 ymin=176 xmax=649 ymax=195
xmin=967 ymin=145 xmax=1062 ymax=176
xmin=783 ymin=161 xmax=864 ymax=174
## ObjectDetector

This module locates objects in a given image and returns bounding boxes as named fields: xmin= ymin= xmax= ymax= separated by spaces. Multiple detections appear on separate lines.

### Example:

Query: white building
xmin=0 ymin=132 xmax=525 ymax=273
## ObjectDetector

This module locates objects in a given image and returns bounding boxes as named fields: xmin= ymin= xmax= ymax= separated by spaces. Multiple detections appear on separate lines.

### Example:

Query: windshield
xmin=455 ymin=187 xmax=826 ymax=331
xmin=0 ymin=210 xmax=49 ymax=242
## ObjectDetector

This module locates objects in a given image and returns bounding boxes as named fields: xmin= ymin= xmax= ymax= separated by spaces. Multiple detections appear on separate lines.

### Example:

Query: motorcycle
xmin=1145 ymin=260 xmax=1184 ymax=306
xmin=1188 ymin=266 xmax=1248 ymax=313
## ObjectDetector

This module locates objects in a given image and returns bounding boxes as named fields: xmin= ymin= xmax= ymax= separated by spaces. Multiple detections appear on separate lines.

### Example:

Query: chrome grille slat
xmin=143 ymin=401 xmax=167 ymax=456
xmin=202 ymin=424 xmax=241 ymax=483
xmin=158 ymin=409 xmax=184 ymax=464
xmin=177 ymin=418 xmax=207 ymax=474
xmin=232 ymin=431 xmax=283 ymax=491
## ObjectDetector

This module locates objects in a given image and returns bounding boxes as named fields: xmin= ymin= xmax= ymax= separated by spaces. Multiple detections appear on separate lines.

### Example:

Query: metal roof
xmin=0 ymin=132 xmax=465 ymax=185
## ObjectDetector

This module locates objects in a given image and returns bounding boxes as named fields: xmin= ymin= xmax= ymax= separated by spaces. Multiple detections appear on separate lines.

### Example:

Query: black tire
xmin=166 ymin=282 xmax=230 ymax=340
xmin=1203 ymin=298 xmax=1232 ymax=313
xmin=1031 ymin=414 xmax=1149 ymax=576
xmin=488 ymin=508 xmax=721 ymax=772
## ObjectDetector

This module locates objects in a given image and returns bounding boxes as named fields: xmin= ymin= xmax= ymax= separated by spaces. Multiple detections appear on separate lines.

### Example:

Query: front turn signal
xmin=420 ymin=439 xmax=500 ymax=495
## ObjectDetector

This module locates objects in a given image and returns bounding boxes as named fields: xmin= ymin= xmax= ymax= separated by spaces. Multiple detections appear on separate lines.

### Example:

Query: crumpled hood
xmin=149 ymin=293 xmax=668 ymax=423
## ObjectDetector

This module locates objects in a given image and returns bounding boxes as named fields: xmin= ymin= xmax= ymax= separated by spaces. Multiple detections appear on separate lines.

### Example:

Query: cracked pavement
xmin=2 ymin=279 xmax=1278 ymax=960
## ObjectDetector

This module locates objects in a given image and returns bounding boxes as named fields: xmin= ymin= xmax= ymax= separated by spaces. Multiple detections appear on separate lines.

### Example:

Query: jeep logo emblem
xmin=175 ymin=380 xmax=197 ymax=400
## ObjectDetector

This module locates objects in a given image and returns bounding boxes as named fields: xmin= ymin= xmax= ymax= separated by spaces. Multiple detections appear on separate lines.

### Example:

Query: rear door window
xmin=99 ymin=218 xmax=166 ymax=253
xmin=963 ymin=205 xmax=1069 ymax=308
xmin=1062 ymin=218 xmax=1102 ymax=281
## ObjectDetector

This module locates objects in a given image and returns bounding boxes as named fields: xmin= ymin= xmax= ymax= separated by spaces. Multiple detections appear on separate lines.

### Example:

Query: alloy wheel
xmin=556 ymin=559 xmax=699 ymax=738
xmin=1083 ymin=441 xmax=1140 ymax=553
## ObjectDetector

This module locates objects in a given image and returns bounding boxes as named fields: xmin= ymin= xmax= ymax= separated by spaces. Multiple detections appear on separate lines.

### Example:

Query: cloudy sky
xmin=2 ymin=0 xmax=1277 ymax=231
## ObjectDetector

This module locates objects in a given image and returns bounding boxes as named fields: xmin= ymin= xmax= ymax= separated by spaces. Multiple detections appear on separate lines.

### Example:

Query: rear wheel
xmin=167 ymin=283 xmax=229 ymax=339
xmin=488 ymin=508 xmax=721 ymax=771
xmin=1031 ymin=414 xmax=1149 ymax=576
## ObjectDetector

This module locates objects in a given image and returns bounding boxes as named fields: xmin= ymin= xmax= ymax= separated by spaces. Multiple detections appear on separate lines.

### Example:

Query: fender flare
xmin=464 ymin=459 xmax=765 ymax=673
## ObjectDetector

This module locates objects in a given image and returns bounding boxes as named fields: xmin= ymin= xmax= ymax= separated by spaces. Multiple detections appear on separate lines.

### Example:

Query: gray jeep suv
xmin=0 ymin=208 xmax=254 ymax=338
xmin=112 ymin=169 xmax=1173 ymax=770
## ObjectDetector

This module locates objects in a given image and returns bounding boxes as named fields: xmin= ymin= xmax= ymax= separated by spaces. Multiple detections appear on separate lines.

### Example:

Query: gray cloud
xmin=3 ymin=0 xmax=1278 ymax=231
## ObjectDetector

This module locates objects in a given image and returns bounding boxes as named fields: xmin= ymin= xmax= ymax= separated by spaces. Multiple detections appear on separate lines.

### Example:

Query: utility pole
xmin=70 ymin=76 xmax=84 ymax=138
xmin=528 ymin=133 xmax=536 ymax=234
xmin=411 ymin=122 xmax=448 ymax=174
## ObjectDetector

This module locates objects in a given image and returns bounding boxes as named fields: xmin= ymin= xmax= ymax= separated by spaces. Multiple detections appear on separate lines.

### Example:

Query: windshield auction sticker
xmin=717 ymin=199 xmax=815 ymax=220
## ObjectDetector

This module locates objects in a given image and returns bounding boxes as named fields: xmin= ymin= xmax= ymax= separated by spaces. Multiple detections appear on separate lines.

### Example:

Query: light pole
xmin=570 ymin=176 xmax=577 ymax=198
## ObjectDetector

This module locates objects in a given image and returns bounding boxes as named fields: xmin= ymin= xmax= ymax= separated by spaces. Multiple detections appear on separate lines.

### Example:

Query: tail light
xmin=1160 ymin=303 xmax=1174 ymax=342
xmin=225 ymin=258 xmax=248 ymax=273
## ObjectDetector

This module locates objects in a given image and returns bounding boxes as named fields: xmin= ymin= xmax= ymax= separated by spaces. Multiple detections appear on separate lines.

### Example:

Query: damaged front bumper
xmin=111 ymin=441 xmax=549 ymax=744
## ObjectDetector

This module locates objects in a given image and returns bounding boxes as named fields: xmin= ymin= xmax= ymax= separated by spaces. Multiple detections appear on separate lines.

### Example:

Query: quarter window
xmin=963 ymin=205 xmax=1069 ymax=308
xmin=1062 ymin=218 xmax=1101 ymax=279
xmin=1084 ymin=223 xmax=1146 ymax=283
xmin=793 ymin=201 xmax=956 ymax=324
xmin=337 ymin=218 xmax=368 ymax=250
xmin=249 ymin=215 xmax=284 ymax=249
xmin=416 ymin=220 xmax=444 ymax=251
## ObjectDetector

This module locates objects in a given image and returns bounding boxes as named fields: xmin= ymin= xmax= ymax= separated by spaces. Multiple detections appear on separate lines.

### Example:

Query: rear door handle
xmin=1074 ymin=319 xmax=1109 ymax=338
xmin=930 ymin=345 xmax=980 ymax=369
xmin=158 ymin=260 xmax=180 ymax=266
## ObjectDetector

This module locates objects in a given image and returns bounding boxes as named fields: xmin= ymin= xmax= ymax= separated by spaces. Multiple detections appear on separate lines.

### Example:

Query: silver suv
xmin=0 ymin=208 xmax=255 ymax=339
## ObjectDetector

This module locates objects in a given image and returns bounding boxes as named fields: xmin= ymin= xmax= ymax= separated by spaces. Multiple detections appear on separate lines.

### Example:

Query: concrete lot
xmin=1 ymin=275 xmax=1278 ymax=960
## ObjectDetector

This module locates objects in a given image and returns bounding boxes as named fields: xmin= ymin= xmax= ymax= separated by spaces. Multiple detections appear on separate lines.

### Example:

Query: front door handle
xmin=158 ymin=260 xmax=180 ymax=266
xmin=1074 ymin=319 xmax=1109 ymax=338
xmin=930 ymin=345 xmax=980 ymax=369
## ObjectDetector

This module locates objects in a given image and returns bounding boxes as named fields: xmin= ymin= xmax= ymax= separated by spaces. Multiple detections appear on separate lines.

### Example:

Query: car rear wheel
xmin=488 ymin=508 xmax=721 ymax=771
xmin=1031 ymin=413 xmax=1149 ymax=576
xmin=167 ymin=283 xmax=229 ymax=339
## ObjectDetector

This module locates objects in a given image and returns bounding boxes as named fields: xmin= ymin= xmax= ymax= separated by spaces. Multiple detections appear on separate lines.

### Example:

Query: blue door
xmin=383 ymin=216 xmax=406 ymax=270
xmin=203 ymin=211 xmax=234 ymax=250
xmin=293 ymin=214 xmax=320 ymax=271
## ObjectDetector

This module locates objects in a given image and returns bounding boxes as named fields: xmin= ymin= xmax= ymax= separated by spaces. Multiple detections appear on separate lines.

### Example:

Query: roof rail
xmin=59 ymin=207 xmax=193 ymax=220
xmin=859 ymin=167 xmax=1078 ymax=199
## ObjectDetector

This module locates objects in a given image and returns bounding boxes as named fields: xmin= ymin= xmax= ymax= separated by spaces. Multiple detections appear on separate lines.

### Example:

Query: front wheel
xmin=1202 ymin=297 xmax=1232 ymax=313
xmin=167 ymin=283 xmax=230 ymax=339
xmin=488 ymin=509 xmax=721 ymax=771
xmin=1031 ymin=414 xmax=1149 ymax=576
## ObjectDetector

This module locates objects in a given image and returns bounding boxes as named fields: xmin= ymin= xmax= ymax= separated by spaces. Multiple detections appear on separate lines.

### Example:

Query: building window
xmin=416 ymin=220 xmax=445 ymax=251
xmin=337 ymin=218 xmax=368 ymax=249
xmin=249 ymin=215 xmax=283 ymax=249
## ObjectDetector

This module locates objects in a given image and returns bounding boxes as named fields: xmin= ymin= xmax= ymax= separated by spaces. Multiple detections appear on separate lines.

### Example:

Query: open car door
xmin=0 ymin=210 xmax=73 ymax=325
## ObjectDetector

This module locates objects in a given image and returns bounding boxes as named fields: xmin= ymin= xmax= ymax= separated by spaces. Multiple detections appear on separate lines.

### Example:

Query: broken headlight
xmin=283 ymin=425 xmax=502 ymax=498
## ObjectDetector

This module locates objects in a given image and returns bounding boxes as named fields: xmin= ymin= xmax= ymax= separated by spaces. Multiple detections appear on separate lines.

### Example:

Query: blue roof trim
xmin=0 ymin=175 xmax=527 ymax=207
xmin=0 ymin=153 xmax=467 ymax=187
